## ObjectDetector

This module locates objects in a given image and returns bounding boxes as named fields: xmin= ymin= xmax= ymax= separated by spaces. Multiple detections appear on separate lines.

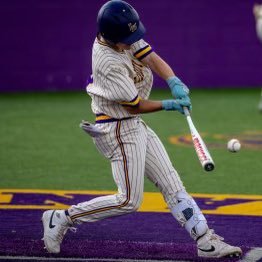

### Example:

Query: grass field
xmin=0 ymin=88 xmax=261 ymax=194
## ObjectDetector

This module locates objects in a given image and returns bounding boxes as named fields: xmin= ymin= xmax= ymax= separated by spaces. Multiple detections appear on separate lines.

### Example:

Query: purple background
xmin=0 ymin=0 xmax=262 ymax=92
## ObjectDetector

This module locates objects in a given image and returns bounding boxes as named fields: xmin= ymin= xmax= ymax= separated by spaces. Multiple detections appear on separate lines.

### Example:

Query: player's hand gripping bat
xmin=183 ymin=107 xmax=215 ymax=172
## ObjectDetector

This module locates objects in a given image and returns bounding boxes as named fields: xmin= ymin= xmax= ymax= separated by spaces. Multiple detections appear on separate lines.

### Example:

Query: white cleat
xmin=197 ymin=229 xmax=242 ymax=258
xmin=41 ymin=210 xmax=75 ymax=253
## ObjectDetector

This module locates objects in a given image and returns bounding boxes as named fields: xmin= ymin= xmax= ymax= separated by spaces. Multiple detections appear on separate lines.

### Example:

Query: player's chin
xmin=116 ymin=43 xmax=131 ymax=50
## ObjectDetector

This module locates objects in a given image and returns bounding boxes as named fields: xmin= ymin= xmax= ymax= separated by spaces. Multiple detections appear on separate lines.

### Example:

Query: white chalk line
xmin=240 ymin=247 xmax=262 ymax=262
xmin=0 ymin=256 xmax=189 ymax=262
xmin=1 ymin=248 xmax=261 ymax=262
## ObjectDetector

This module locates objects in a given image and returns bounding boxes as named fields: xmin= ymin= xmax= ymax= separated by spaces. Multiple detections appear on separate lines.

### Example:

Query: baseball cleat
xmin=197 ymin=229 xmax=242 ymax=258
xmin=41 ymin=210 xmax=76 ymax=253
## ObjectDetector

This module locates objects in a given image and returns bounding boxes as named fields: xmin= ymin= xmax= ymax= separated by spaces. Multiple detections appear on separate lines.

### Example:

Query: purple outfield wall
xmin=0 ymin=0 xmax=262 ymax=92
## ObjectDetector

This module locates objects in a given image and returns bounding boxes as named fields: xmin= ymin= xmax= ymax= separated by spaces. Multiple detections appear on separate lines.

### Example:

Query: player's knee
xmin=171 ymin=191 xmax=208 ymax=240
xmin=162 ymin=187 xmax=185 ymax=208
xmin=159 ymin=171 xmax=185 ymax=205
xmin=117 ymin=193 xmax=143 ymax=213
xmin=125 ymin=202 xmax=140 ymax=212
xmin=125 ymin=196 xmax=143 ymax=212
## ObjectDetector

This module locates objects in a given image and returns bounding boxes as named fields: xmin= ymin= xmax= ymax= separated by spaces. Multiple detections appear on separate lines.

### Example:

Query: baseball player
xmin=42 ymin=0 xmax=242 ymax=258
xmin=253 ymin=3 xmax=262 ymax=112
xmin=254 ymin=3 xmax=262 ymax=42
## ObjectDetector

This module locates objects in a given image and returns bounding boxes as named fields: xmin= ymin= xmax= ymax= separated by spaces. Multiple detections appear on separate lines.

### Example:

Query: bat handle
xmin=183 ymin=106 xmax=190 ymax=116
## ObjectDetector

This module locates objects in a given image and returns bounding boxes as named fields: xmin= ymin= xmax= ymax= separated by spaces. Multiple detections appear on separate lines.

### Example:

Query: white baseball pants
xmin=68 ymin=117 xmax=185 ymax=222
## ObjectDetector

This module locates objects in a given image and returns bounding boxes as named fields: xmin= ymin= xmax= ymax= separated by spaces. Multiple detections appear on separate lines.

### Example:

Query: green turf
xmin=0 ymin=89 xmax=261 ymax=194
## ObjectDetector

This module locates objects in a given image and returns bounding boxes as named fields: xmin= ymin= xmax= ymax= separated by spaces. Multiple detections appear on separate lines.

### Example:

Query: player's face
xmin=116 ymin=42 xmax=131 ymax=50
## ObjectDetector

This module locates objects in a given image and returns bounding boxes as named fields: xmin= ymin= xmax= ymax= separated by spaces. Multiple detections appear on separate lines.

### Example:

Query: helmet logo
xmin=128 ymin=22 xmax=137 ymax=33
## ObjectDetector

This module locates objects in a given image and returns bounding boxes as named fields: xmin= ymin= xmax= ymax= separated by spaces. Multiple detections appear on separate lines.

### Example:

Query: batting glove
xmin=167 ymin=76 xmax=189 ymax=99
xmin=162 ymin=97 xmax=191 ymax=114
xmin=179 ymin=96 xmax=192 ymax=111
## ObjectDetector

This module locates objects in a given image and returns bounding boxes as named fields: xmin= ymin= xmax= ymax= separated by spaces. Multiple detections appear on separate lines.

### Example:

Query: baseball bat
xmin=183 ymin=107 xmax=215 ymax=172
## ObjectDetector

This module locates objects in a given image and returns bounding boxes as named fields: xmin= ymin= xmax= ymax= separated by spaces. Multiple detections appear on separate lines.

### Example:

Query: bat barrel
xmin=183 ymin=106 xmax=215 ymax=172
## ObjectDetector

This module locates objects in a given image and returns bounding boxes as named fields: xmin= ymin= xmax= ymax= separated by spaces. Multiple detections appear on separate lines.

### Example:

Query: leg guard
xmin=171 ymin=191 xmax=208 ymax=240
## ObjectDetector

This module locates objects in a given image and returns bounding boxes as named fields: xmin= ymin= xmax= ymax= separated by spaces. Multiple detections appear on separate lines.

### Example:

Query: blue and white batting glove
xmin=167 ymin=76 xmax=189 ymax=99
xmin=162 ymin=97 xmax=191 ymax=114
xmin=179 ymin=96 xmax=192 ymax=111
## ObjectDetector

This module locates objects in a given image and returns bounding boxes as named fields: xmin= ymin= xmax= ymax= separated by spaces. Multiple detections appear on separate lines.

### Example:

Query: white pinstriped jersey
xmin=86 ymin=38 xmax=153 ymax=121
xmin=69 ymin=37 xmax=187 ymax=232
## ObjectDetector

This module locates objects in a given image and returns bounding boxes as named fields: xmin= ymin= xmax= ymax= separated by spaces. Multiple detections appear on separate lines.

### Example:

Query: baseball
xmin=227 ymin=139 xmax=241 ymax=152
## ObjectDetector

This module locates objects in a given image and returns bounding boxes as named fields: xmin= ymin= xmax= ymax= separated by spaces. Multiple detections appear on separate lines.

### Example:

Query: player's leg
xmin=144 ymin=126 xmax=242 ymax=258
xmin=144 ymin=126 xmax=207 ymax=237
xmin=67 ymin=120 xmax=147 ymax=222
xmin=42 ymin=119 xmax=147 ymax=253
xmin=68 ymin=148 xmax=147 ymax=222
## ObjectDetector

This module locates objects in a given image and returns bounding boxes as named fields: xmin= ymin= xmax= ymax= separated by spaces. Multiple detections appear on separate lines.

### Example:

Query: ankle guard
xmin=171 ymin=191 xmax=208 ymax=240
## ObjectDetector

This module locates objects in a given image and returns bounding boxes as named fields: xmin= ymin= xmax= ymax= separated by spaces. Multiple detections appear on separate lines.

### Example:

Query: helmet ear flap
xmin=97 ymin=0 xmax=146 ymax=45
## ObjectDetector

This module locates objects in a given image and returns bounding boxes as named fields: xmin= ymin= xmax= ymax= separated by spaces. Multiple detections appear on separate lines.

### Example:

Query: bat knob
xmin=204 ymin=163 xmax=215 ymax=172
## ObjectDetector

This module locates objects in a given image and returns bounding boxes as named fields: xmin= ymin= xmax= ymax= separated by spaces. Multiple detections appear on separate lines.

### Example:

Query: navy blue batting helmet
xmin=97 ymin=0 xmax=146 ymax=45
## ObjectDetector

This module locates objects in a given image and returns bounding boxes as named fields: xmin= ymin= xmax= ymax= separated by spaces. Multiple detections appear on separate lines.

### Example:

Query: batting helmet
xmin=97 ymin=0 xmax=146 ymax=45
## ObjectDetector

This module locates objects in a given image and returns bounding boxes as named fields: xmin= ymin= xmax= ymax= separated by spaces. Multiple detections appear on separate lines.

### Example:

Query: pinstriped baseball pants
xmin=68 ymin=117 xmax=185 ymax=223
